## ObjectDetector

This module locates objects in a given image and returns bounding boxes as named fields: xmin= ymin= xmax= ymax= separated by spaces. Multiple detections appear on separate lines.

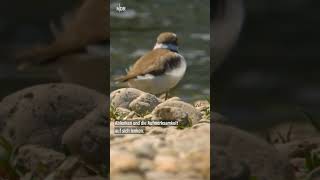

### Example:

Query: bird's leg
xmin=165 ymin=91 xmax=169 ymax=100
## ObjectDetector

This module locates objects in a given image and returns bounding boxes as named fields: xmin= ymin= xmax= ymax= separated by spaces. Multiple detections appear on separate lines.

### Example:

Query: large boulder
xmin=213 ymin=124 xmax=295 ymax=180
xmin=62 ymin=101 xmax=108 ymax=165
xmin=110 ymin=88 xmax=145 ymax=109
xmin=0 ymin=83 xmax=106 ymax=149
xmin=14 ymin=145 xmax=66 ymax=179
xmin=152 ymin=100 xmax=202 ymax=125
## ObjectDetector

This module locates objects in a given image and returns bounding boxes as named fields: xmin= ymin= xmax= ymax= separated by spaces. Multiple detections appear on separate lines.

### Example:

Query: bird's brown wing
xmin=115 ymin=49 xmax=181 ymax=82
xmin=16 ymin=0 xmax=109 ymax=70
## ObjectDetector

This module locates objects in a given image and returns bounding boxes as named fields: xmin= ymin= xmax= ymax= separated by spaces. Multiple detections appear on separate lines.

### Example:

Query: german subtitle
xmin=114 ymin=120 xmax=179 ymax=134
xmin=114 ymin=127 xmax=145 ymax=134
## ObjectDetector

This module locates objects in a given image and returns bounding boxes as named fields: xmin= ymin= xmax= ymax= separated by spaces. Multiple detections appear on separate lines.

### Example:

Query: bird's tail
xmin=114 ymin=75 xmax=128 ymax=83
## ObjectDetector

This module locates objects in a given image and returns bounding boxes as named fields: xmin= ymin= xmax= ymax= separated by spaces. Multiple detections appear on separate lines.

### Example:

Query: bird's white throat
xmin=153 ymin=43 xmax=178 ymax=52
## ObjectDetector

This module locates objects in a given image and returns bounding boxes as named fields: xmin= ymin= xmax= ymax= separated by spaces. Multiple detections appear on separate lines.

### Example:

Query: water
xmin=110 ymin=0 xmax=210 ymax=102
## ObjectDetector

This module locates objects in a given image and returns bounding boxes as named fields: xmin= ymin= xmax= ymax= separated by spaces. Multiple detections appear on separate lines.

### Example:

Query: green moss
xmin=110 ymin=105 xmax=126 ymax=121
xmin=250 ymin=176 xmax=258 ymax=180
xmin=0 ymin=136 xmax=21 ymax=179
xmin=177 ymin=117 xmax=193 ymax=129
xmin=305 ymin=150 xmax=320 ymax=172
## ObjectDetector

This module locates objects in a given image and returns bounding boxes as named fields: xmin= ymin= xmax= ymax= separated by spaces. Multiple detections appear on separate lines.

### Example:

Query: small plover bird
xmin=115 ymin=32 xmax=187 ymax=98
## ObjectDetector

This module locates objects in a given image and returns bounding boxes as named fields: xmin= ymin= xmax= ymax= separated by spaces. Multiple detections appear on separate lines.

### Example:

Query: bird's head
xmin=153 ymin=32 xmax=179 ymax=52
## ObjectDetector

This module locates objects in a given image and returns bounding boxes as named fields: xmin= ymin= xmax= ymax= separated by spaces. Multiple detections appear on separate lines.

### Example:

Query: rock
xmin=20 ymin=173 xmax=34 ymax=180
xmin=73 ymin=176 xmax=106 ymax=180
xmin=198 ymin=119 xmax=210 ymax=124
xmin=211 ymin=111 xmax=228 ymax=123
xmin=13 ymin=145 xmax=66 ymax=179
xmin=167 ymin=123 xmax=210 ymax=179
xmin=145 ymin=171 xmax=177 ymax=180
xmin=139 ymin=159 xmax=154 ymax=172
xmin=110 ymin=149 xmax=140 ymax=175
xmin=110 ymin=122 xmax=210 ymax=179
xmin=130 ymin=139 xmax=156 ymax=159
xmin=212 ymin=147 xmax=251 ymax=180
xmin=62 ymin=102 xmax=108 ymax=165
xmin=213 ymin=124 xmax=295 ymax=180
xmin=110 ymin=88 xmax=144 ymax=109
xmin=269 ymin=122 xmax=320 ymax=144
xmin=0 ymin=83 xmax=106 ymax=148
xmin=129 ymin=93 xmax=160 ymax=115
xmin=111 ymin=173 xmax=144 ymax=180
xmin=154 ymin=155 xmax=178 ymax=173
xmin=152 ymin=106 xmax=190 ymax=127
xmin=44 ymin=156 xmax=93 ymax=180
xmin=275 ymin=138 xmax=319 ymax=158
xmin=165 ymin=97 xmax=181 ymax=102
xmin=290 ymin=158 xmax=306 ymax=179
xmin=152 ymin=100 xmax=202 ymax=125
xmin=194 ymin=100 xmax=210 ymax=111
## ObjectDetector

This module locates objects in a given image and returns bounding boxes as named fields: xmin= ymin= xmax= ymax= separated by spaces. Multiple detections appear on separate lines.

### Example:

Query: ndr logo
xmin=116 ymin=3 xmax=126 ymax=12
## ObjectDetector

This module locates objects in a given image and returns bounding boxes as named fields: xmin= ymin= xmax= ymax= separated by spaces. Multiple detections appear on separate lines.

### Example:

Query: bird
xmin=115 ymin=32 xmax=187 ymax=99
xmin=15 ymin=0 xmax=109 ymax=92
xmin=212 ymin=0 xmax=244 ymax=70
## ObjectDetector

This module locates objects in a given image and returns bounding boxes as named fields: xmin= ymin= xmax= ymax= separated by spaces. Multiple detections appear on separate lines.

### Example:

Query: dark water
xmin=110 ymin=0 xmax=210 ymax=102
xmin=215 ymin=0 xmax=320 ymax=130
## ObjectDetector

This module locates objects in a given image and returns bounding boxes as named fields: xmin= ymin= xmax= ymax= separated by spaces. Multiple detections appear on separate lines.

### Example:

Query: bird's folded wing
xmin=115 ymin=50 xmax=180 ymax=82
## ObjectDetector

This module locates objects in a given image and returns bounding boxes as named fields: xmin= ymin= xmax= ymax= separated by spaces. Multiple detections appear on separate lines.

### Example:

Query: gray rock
xmin=211 ymin=111 xmax=228 ymax=123
xmin=269 ymin=122 xmax=320 ymax=144
xmin=168 ymin=123 xmax=210 ymax=155
xmin=131 ymin=138 xmax=156 ymax=159
xmin=44 ymin=156 xmax=84 ymax=180
xmin=213 ymin=124 xmax=295 ymax=180
xmin=139 ymin=159 xmax=154 ymax=172
xmin=73 ymin=176 xmax=106 ymax=180
xmin=62 ymin=102 xmax=108 ymax=165
xmin=129 ymin=93 xmax=160 ymax=115
xmin=145 ymin=171 xmax=177 ymax=180
xmin=152 ymin=100 xmax=202 ymax=125
xmin=0 ymin=83 xmax=106 ymax=148
xmin=275 ymin=138 xmax=319 ymax=158
xmin=110 ymin=88 xmax=144 ymax=109
xmin=212 ymin=147 xmax=251 ymax=180
xmin=165 ymin=97 xmax=181 ymax=102
xmin=290 ymin=158 xmax=306 ymax=179
xmin=110 ymin=149 xmax=140 ymax=174
xmin=110 ymin=123 xmax=210 ymax=179
xmin=111 ymin=173 xmax=144 ymax=180
xmin=20 ymin=173 xmax=34 ymax=180
xmin=152 ymin=106 xmax=190 ymax=127
xmin=14 ymin=145 xmax=66 ymax=179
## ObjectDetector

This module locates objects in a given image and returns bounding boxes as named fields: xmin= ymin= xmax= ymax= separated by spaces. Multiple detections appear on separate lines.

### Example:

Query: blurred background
xmin=0 ymin=0 xmax=82 ymax=99
xmin=214 ymin=0 xmax=320 ymax=130
xmin=110 ymin=0 xmax=210 ymax=102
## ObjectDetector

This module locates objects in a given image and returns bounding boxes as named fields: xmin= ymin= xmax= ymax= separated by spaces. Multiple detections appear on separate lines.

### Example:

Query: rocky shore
xmin=0 ymin=84 xmax=319 ymax=179
xmin=110 ymin=88 xmax=210 ymax=180
xmin=0 ymin=83 xmax=108 ymax=179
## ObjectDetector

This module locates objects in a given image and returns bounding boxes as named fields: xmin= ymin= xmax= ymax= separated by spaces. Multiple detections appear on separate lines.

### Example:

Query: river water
xmin=110 ymin=0 xmax=210 ymax=102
